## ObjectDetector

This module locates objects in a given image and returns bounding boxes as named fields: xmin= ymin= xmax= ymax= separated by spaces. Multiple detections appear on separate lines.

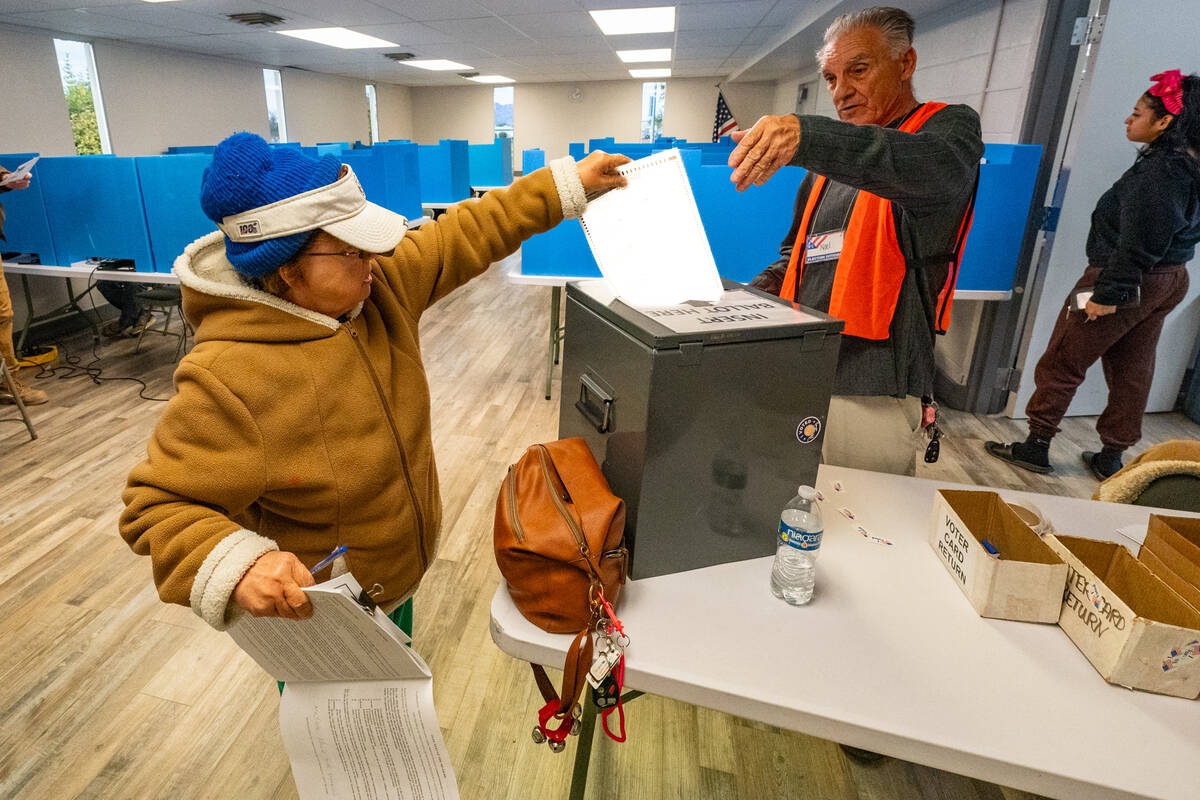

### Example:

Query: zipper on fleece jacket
xmin=345 ymin=320 xmax=430 ymax=573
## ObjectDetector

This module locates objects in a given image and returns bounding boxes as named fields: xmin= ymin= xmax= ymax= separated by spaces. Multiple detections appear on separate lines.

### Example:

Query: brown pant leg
xmin=1024 ymin=267 xmax=1138 ymax=438
xmin=0 ymin=261 xmax=19 ymax=371
xmin=1095 ymin=267 xmax=1190 ymax=449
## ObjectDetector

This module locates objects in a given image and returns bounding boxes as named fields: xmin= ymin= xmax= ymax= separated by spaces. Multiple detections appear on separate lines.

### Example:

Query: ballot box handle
xmin=576 ymin=373 xmax=613 ymax=434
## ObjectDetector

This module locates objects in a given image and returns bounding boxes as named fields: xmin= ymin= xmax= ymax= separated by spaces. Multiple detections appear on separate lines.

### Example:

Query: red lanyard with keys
xmin=588 ymin=589 xmax=629 ymax=742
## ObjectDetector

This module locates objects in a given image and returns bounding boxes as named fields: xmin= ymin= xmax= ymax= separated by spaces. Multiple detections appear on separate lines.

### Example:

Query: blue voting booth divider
xmin=521 ymin=148 xmax=545 ymax=175
xmin=339 ymin=142 xmax=423 ymax=221
xmin=468 ymin=138 xmax=513 ymax=186
xmin=0 ymin=153 xmax=59 ymax=265
xmin=134 ymin=154 xmax=215 ymax=272
xmin=38 ymin=156 xmax=155 ymax=271
xmin=165 ymin=145 xmax=215 ymax=155
xmin=568 ymin=143 xmax=585 ymax=161
xmin=418 ymin=140 xmax=470 ymax=203
xmin=957 ymin=143 xmax=1042 ymax=294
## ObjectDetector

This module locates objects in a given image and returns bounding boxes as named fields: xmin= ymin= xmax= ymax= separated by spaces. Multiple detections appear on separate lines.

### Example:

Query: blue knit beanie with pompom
xmin=200 ymin=132 xmax=342 ymax=279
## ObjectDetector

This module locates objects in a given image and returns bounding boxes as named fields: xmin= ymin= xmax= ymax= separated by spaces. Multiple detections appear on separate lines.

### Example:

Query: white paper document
xmin=229 ymin=574 xmax=459 ymax=800
xmin=580 ymin=148 xmax=724 ymax=307
xmin=0 ymin=156 xmax=38 ymax=186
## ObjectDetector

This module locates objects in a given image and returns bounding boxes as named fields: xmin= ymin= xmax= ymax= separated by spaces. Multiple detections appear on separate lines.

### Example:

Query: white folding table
xmin=490 ymin=464 xmax=1200 ymax=800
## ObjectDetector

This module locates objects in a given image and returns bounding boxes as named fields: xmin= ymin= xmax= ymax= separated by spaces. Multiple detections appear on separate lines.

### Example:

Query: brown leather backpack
xmin=494 ymin=438 xmax=628 ymax=748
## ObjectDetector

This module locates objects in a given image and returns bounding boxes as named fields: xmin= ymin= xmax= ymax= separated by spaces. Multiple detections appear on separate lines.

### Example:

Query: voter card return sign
xmin=929 ymin=490 xmax=1067 ymax=623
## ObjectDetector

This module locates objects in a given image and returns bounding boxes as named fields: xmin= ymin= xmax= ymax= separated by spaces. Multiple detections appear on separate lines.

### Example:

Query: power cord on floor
xmin=22 ymin=265 xmax=173 ymax=402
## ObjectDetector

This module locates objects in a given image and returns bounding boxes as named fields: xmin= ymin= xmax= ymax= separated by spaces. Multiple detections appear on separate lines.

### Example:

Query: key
xmin=591 ymin=672 xmax=620 ymax=710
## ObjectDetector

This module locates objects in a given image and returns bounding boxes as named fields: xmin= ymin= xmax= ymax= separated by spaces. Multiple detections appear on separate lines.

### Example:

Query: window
xmin=53 ymin=39 xmax=112 ymax=155
xmin=364 ymin=84 xmax=379 ymax=145
xmin=263 ymin=68 xmax=288 ymax=143
xmin=640 ymin=81 xmax=665 ymax=142
xmin=493 ymin=86 xmax=513 ymax=141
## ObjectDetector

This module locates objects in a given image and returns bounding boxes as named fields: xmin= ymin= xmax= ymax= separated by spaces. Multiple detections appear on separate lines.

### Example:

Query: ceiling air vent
xmin=384 ymin=52 xmax=416 ymax=61
xmin=228 ymin=12 xmax=286 ymax=27
xmin=458 ymin=72 xmax=479 ymax=78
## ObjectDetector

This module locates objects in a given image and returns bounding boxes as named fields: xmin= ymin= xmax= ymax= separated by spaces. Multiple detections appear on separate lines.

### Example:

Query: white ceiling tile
xmin=424 ymin=17 xmax=531 ymax=43
xmin=3 ymin=8 xmax=182 ymax=38
xmin=676 ymin=27 xmax=758 ymax=47
xmin=678 ymin=2 xmax=773 ymax=32
xmin=265 ymin=0 xmax=411 ymax=26
xmin=475 ymin=0 xmax=570 ymax=13
xmin=505 ymin=11 xmax=602 ymax=38
xmin=353 ymin=21 xmax=461 ymax=45
xmin=76 ymin=4 xmax=246 ymax=35
xmin=0 ymin=0 xmax=128 ymax=11
xmin=383 ymin=0 xmax=492 ymax=22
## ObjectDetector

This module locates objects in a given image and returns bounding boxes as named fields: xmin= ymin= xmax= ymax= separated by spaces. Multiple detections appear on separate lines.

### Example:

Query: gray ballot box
xmin=557 ymin=279 xmax=843 ymax=579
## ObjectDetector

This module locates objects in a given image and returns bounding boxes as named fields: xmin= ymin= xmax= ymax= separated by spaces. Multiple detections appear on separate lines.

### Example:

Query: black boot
xmin=984 ymin=435 xmax=1053 ymax=474
xmin=1082 ymin=448 xmax=1123 ymax=480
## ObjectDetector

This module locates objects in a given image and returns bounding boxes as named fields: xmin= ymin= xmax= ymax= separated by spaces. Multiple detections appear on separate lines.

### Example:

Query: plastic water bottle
xmin=770 ymin=485 xmax=822 ymax=605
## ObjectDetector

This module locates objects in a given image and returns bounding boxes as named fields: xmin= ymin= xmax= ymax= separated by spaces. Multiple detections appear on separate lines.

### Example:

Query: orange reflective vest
xmin=778 ymin=102 xmax=973 ymax=340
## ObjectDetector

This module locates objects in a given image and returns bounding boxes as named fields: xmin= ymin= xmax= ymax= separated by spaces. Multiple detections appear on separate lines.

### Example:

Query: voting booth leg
xmin=16 ymin=275 xmax=99 ymax=356
xmin=545 ymin=285 xmax=563 ymax=400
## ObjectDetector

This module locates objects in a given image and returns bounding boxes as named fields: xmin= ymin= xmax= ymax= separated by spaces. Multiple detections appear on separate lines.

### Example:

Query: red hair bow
xmin=1149 ymin=70 xmax=1184 ymax=115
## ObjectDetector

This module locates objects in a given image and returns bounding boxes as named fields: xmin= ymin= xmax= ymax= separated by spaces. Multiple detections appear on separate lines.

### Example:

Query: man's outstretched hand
xmin=727 ymin=115 xmax=801 ymax=192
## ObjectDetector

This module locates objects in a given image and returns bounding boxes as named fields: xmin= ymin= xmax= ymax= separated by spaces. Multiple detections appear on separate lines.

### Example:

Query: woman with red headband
xmin=987 ymin=70 xmax=1200 ymax=480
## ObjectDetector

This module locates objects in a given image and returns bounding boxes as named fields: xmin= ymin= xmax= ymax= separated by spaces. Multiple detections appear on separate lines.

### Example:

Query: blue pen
xmin=310 ymin=544 xmax=348 ymax=575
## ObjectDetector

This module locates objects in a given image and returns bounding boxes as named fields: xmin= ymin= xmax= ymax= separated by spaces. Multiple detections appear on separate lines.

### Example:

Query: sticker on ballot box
xmin=780 ymin=521 xmax=822 ymax=551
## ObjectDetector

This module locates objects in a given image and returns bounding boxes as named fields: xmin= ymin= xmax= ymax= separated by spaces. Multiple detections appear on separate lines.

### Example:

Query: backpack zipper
xmin=346 ymin=321 xmax=429 ymax=572
xmin=505 ymin=466 xmax=525 ymax=543
xmin=535 ymin=444 xmax=590 ymax=557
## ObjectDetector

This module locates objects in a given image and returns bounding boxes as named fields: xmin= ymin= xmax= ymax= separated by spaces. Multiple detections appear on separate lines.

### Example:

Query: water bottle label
xmin=779 ymin=521 xmax=822 ymax=551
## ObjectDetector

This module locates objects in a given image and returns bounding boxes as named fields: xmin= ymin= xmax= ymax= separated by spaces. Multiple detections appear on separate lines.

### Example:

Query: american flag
xmin=713 ymin=90 xmax=737 ymax=141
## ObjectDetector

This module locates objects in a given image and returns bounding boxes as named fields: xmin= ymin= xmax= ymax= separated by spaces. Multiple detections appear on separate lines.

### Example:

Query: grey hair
xmin=816 ymin=6 xmax=915 ymax=65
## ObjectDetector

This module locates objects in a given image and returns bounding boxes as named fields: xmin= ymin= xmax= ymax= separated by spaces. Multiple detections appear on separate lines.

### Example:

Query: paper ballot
xmin=0 ymin=156 xmax=37 ymax=187
xmin=580 ymin=149 xmax=724 ymax=307
xmin=229 ymin=574 xmax=459 ymax=800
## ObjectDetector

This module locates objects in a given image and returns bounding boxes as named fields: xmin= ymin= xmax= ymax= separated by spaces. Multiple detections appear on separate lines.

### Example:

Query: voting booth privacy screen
xmin=558 ymin=279 xmax=843 ymax=579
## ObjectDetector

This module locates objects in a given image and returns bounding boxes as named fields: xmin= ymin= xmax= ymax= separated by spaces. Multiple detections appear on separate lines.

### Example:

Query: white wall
xmin=0 ymin=27 xmax=75 ymax=157
xmin=282 ymin=69 xmax=372 ymax=147
xmin=92 ymin=40 xmax=269 ymax=156
xmin=375 ymin=83 xmax=413 ymax=142
xmin=406 ymin=78 xmax=777 ymax=162
xmin=719 ymin=81 xmax=778 ymax=131
xmin=409 ymin=85 xmax=495 ymax=147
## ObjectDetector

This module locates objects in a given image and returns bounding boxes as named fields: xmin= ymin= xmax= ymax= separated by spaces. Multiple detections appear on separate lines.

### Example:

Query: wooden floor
xmin=2 ymin=265 xmax=1197 ymax=800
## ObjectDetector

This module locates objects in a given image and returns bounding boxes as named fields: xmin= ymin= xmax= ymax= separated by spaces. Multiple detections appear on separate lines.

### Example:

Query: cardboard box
xmin=929 ymin=490 xmax=1068 ymax=622
xmin=1046 ymin=534 xmax=1200 ymax=699
xmin=1140 ymin=516 xmax=1200 ymax=612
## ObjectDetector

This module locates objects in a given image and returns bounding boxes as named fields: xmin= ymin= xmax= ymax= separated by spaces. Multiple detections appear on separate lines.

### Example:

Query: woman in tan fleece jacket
xmin=119 ymin=133 xmax=628 ymax=631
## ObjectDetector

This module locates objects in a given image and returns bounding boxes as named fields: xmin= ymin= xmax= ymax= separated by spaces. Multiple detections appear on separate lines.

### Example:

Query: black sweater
xmin=752 ymin=104 xmax=983 ymax=397
xmin=1087 ymin=149 xmax=1200 ymax=306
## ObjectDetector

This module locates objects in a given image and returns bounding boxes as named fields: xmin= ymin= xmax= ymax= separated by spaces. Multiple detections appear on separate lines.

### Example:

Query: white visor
xmin=216 ymin=164 xmax=408 ymax=254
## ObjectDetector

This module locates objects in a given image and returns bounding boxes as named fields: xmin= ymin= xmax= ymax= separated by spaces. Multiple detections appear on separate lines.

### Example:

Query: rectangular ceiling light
xmin=616 ymin=48 xmax=671 ymax=63
xmin=590 ymin=7 xmax=675 ymax=35
xmin=629 ymin=68 xmax=671 ymax=78
xmin=468 ymin=75 xmax=515 ymax=84
xmin=402 ymin=59 xmax=475 ymax=71
xmin=278 ymin=28 xmax=398 ymax=49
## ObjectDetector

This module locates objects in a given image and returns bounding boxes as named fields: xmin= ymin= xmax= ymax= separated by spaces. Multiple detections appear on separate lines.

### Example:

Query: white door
xmin=1011 ymin=0 xmax=1200 ymax=420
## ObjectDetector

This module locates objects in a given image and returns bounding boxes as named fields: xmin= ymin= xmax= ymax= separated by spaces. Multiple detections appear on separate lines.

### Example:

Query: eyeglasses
xmin=305 ymin=248 xmax=370 ymax=259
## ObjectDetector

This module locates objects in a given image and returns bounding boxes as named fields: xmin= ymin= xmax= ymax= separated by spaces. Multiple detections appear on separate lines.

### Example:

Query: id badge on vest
xmin=804 ymin=230 xmax=844 ymax=265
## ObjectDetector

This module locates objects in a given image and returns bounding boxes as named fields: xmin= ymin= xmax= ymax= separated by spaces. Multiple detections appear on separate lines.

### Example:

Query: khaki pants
xmin=823 ymin=395 xmax=923 ymax=477
xmin=0 ymin=261 xmax=18 ymax=372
